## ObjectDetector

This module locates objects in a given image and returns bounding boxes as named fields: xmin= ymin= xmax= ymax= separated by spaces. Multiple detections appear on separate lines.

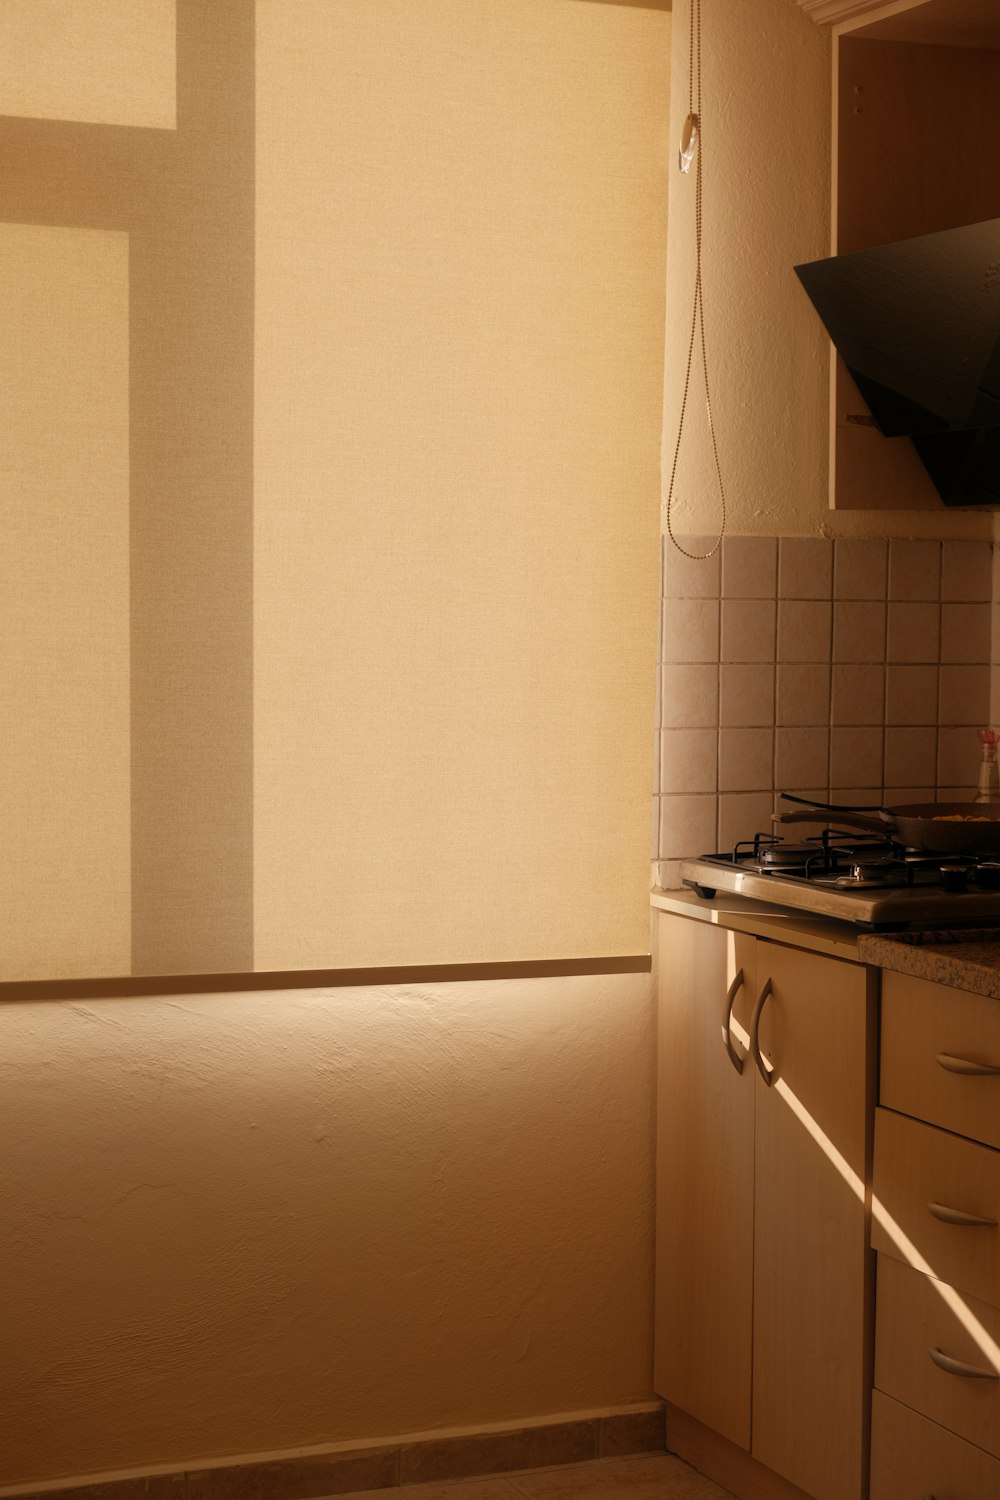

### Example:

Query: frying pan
xmin=776 ymin=792 xmax=1000 ymax=856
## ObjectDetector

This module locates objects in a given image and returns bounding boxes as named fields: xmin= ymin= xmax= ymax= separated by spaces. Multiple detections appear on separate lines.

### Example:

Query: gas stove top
xmin=681 ymin=831 xmax=1000 ymax=929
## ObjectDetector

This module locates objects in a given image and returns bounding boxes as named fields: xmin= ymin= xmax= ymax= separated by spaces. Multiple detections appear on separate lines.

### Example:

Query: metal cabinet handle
xmin=936 ymin=1052 xmax=1000 ymax=1077
xmin=929 ymin=1346 xmax=999 ymax=1381
xmin=749 ymin=977 xmax=773 ymax=1086
xmin=721 ymin=967 xmax=746 ymax=1075
xmin=928 ymin=1201 xmax=998 ymax=1229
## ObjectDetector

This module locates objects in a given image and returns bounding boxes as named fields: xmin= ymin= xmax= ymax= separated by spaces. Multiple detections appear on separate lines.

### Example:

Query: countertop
xmin=856 ymin=929 xmax=1000 ymax=1000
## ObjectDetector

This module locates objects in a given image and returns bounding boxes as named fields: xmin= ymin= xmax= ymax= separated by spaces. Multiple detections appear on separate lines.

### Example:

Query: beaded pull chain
xmin=664 ymin=0 xmax=727 ymax=563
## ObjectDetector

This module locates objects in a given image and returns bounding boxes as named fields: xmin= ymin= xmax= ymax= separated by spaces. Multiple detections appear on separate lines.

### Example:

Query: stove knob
xmin=977 ymin=861 xmax=1000 ymax=890
xmin=939 ymin=863 xmax=969 ymax=893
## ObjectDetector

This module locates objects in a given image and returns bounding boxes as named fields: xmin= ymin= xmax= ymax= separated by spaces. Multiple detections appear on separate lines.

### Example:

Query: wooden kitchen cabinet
xmin=654 ymin=911 xmax=876 ymax=1500
xmin=799 ymin=0 xmax=1000 ymax=511
xmin=870 ymin=967 xmax=1000 ymax=1491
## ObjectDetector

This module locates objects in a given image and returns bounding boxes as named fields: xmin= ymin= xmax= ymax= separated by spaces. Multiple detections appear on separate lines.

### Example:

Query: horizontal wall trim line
xmin=0 ymin=955 xmax=651 ymax=1003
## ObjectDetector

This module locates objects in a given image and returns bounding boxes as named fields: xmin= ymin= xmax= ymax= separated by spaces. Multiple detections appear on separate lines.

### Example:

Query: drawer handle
xmin=749 ymin=977 xmax=773 ymax=1087
xmin=929 ymin=1346 xmax=999 ymax=1381
xmin=936 ymin=1051 xmax=1000 ymax=1078
xmin=721 ymin=967 xmax=746 ymax=1075
xmin=928 ymin=1200 xmax=998 ymax=1229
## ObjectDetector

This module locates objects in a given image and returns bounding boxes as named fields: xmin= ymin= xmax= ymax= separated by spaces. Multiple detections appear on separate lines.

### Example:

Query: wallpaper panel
xmin=253 ymin=0 xmax=668 ymax=966
xmin=0 ymin=0 xmax=666 ymax=980
xmin=0 ymin=225 xmax=130 ymax=979
xmin=0 ymin=0 xmax=177 ymax=128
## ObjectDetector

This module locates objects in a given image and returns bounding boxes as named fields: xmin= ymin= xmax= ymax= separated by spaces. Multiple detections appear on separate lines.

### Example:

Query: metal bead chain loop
xmin=664 ymin=0 xmax=727 ymax=563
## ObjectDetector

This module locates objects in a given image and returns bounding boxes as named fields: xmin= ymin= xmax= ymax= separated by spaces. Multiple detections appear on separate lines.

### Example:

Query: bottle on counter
xmin=975 ymin=727 xmax=1000 ymax=803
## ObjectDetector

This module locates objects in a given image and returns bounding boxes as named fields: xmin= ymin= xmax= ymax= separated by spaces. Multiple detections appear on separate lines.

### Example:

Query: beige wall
xmin=662 ymin=0 xmax=995 ymax=543
xmin=0 ymin=971 xmax=654 ymax=1486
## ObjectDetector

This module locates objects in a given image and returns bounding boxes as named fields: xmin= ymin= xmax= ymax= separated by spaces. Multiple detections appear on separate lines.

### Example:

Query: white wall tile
xmin=660 ymin=728 xmax=719 ymax=795
xmin=941 ymin=540 xmax=992 ymax=602
xmin=718 ymin=792 xmax=776 ymax=854
xmin=940 ymin=602 xmax=990 ymax=664
xmin=885 ymin=664 xmax=939 ymax=726
xmin=937 ymin=726 xmax=980 ymax=789
xmin=661 ymin=597 xmax=720 ymax=663
xmin=830 ymin=726 xmax=883 ymax=789
xmin=832 ymin=600 xmax=886 ymax=664
xmin=831 ymin=664 xmax=885 ymax=725
xmin=887 ymin=602 xmax=940 ymax=663
xmin=778 ymin=537 xmax=833 ymax=599
xmin=884 ymin=726 xmax=937 ymax=789
xmin=660 ymin=663 xmax=719 ymax=728
xmin=776 ymin=663 xmax=830 ymax=726
xmin=720 ymin=663 xmax=775 ymax=727
xmin=776 ymin=600 xmax=831 ymax=662
xmin=721 ymin=536 xmax=777 ymax=599
xmin=775 ymin=726 xmax=829 ymax=790
xmin=719 ymin=727 xmax=774 ymax=792
xmin=663 ymin=535 xmax=721 ymax=599
xmin=938 ymin=664 xmax=990 ymax=727
xmin=658 ymin=793 xmax=717 ymax=861
xmin=833 ymin=538 xmax=887 ymax=600
xmin=721 ymin=599 xmax=776 ymax=663
xmin=888 ymin=539 xmax=940 ymax=601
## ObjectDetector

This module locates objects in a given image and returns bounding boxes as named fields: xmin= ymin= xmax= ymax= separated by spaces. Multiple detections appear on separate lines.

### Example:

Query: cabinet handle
xmin=929 ymin=1346 xmax=999 ymax=1381
xmin=749 ymin=976 xmax=773 ymax=1087
xmin=936 ymin=1051 xmax=1000 ymax=1077
xmin=721 ymin=967 xmax=746 ymax=1075
xmin=928 ymin=1201 xmax=998 ymax=1229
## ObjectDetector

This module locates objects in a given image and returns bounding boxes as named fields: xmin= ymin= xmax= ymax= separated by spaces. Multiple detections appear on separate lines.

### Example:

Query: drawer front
xmin=870 ymin=1389 xmax=1000 ymax=1498
xmin=873 ymin=1107 xmax=1000 ymax=1307
xmin=875 ymin=1254 xmax=1000 ymax=1459
xmin=881 ymin=971 xmax=1000 ymax=1149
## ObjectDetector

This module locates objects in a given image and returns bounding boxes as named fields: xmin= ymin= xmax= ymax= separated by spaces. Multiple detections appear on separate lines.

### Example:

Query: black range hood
xmin=795 ymin=218 xmax=1000 ymax=507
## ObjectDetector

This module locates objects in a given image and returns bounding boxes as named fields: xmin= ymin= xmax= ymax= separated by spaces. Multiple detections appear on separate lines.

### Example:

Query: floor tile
xmin=332 ymin=1481 xmax=521 ymax=1500
xmin=504 ymin=1454 xmax=732 ymax=1500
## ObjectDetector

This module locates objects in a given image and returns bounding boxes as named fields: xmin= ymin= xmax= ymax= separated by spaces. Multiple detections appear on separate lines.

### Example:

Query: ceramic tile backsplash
xmin=941 ymin=540 xmax=992 ymax=601
xmin=721 ymin=598 xmax=776 ymax=662
xmin=886 ymin=601 xmax=940 ymax=663
xmin=885 ymin=664 xmax=938 ymax=726
xmin=831 ymin=664 xmax=885 ymax=726
xmin=888 ymin=539 xmax=941 ymax=601
xmin=722 ymin=536 xmax=777 ymax=599
xmin=941 ymin=602 xmax=990 ymax=664
xmin=660 ymin=664 xmax=718 ymax=729
xmin=776 ymin=664 xmax=830 ymax=727
xmin=834 ymin=538 xmax=887 ymax=600
xmin=654 ymin=536 xmax=998 ymax=874
xmin=720 ymin=663 xmax=775 ymax=727
xmin=661 ymin=597 xmax=720 ymax=663
xmin=778 ymin=537 xmax=833 ymax=599
xmin=832 ymin=600 xmax=886 ymax=663
xmin=776 ymin=600 xmax=830 ymax=663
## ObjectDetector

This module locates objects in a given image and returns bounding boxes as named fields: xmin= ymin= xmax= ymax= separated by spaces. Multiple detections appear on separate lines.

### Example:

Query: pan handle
xmin=779 ymin=792 xmax=886 ymax=814
xmin=775 ymin=808 xmax=888 ymax=837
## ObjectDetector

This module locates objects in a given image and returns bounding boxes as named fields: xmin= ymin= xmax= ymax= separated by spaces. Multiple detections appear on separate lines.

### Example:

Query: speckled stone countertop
xmin=857 ymin=929 xmax=1000 ymax=1000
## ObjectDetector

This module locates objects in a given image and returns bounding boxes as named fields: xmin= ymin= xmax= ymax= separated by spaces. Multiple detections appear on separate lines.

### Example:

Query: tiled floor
xmin=338 ymin=1454 xmax=732 ymax=1500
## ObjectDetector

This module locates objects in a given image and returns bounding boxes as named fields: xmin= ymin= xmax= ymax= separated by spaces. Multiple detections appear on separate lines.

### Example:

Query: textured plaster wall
xmin=0 ymin=973 xmax=654 ymax=1486
xmin=662 ymin=0 xmax=995 ymax=543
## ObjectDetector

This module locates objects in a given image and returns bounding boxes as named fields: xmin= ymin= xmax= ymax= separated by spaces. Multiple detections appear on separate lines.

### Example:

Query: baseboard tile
xmin=2 ymin=1404 xmax=666 ymax=1500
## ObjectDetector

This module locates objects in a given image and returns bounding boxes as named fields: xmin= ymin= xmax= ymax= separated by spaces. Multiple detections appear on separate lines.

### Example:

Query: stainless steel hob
xmin=681 ymin=831 xmax=1000 ymax=929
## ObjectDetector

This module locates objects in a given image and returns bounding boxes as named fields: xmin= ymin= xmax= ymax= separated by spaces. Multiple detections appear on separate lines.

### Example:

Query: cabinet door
xmin=751 ymin=941 xmax=874 ymax=1500
xmin=654 ymin=913 xmax=754 ymax=1449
